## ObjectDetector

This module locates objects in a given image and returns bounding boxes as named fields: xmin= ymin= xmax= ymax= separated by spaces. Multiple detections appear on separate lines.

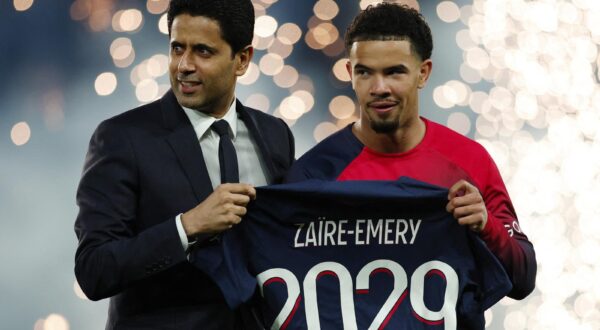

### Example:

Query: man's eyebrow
xmin=384 ymin=64 xmax=409 ymax=72
xmin=353 ymin=64 xmax=371 ymax=71
xmin=169 ymin=41 xmax=216 ymax=52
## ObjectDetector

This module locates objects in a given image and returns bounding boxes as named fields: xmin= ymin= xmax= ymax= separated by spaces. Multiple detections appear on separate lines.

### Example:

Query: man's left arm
xmin=447 ymin=177 xmax=537 ymax=300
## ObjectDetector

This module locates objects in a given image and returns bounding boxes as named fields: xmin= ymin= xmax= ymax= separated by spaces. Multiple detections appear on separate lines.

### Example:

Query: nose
xmin=178 ymin=51 xmax=195 ymax=73
xmin=370 ymin=75 xmax=390 ymax=97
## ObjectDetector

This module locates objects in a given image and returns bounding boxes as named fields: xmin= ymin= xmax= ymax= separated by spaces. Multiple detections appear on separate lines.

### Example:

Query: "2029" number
xmin=257 ymin=259 xmax=458 ymax=330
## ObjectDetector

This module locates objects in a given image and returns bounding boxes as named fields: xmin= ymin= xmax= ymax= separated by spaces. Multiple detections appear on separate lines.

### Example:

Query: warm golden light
xmin=292 ymin=90 xmax=315 ymax=113
xmin=238 ymin=62 xmax=260 ymax=85
xmin=253 ymin=35 xmax=275 ymax=50
xmin=43 ymin=313 xmax=69 ymax=330
xmin=158 ymin=13 xmax=168 ymax=35
xmin=333 ymin=58 xmax=351 ymax=82
xmin=245 ymin=94 xmax=270 ymax=113
xmin=70 ymin=0 xmax=91 ymax=21
xmin=89 ymin=9 xmax=112 ymax=32
xmin=110 ymin=37 xmax=135 ymax=68
xmin=255 ymin=15 xmax=278 ymax=38
xmin=437 ymin=1 xmax=460 ymax=23
xmin=314 ymin=0 xmax=339 ymax=21
xmin=329 ymin=95 xmax=355 ymax=119
xmin=146 ymin=0 xmax=168 ymax=15
xmin=258 ymin=53 xmax=284 ymax=76
xmin=273 ymin=65 xmax=299 ymax=88
xmin=13 ymin=0 xmax=33 ymax=11
xmin=11 ymin=122 xmax=31 ymax=146
xmin=447 ymin=112 xmax=471 ymax=135
xmin=313 ymin=122 xmax=339 ymax=142
xmin=95 ymin=72 xmax=117 ymax=96
xmin=117 ymin=9 xmax=144 ymax=32
xmin=268 ymin=39 xmax=294 ymax=59
xmin=279 ymin=96 xmax=305 ymax=120
xmin=312 ymin=22 xmax=339 ymax=48
xmin=277 ymin=23 xmax=302 ymax=45
xmin=135 ymin=79 xmax=159 ymax=102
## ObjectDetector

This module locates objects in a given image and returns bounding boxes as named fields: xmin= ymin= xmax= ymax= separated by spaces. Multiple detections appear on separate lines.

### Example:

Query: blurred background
xmin=2 ymin=0 xmax=600 ymax=329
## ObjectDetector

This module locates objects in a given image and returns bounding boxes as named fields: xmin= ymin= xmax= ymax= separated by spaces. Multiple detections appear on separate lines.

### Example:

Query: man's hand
xmin=181 ymin=183 xmax=256 ymax=236
xmin=446 ymin=180 xmax=487 ymax=232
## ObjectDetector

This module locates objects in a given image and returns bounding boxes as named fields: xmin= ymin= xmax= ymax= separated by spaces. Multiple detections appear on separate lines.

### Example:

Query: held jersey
xmin=284 ymin=119 xmax=536 ymax=300
xmin=191 ymin=178 xmax=512 ymax=330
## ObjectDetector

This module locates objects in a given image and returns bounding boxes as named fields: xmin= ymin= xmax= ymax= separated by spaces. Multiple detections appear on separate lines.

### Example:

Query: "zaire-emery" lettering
xmin=293 ymin=218 xmax=422 ymax=248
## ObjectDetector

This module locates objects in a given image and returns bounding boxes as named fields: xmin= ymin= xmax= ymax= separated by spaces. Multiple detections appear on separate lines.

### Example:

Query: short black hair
xmin=167 ymin=0 xmax=255 ymax=55
xmin=344 ymin=2 xmax=433 ymax=61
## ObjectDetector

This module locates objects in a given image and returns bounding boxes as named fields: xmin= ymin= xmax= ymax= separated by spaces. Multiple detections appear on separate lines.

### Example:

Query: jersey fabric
xmin=191 ymin=179 xmax=512 ymax=330
xmin=285 ymin=118 xmax=536 ymax=299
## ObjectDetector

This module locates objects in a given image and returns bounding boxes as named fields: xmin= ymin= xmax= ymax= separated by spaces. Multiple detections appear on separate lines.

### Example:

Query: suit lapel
xmin=236 ymin=100 xmax=277 ymax=182
xmin=161 ymin=90 xmax=214 ymax=202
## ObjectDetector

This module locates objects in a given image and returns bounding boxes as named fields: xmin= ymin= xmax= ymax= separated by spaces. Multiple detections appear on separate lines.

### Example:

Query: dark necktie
xmin=211 ymin=120 xmax=239 ymax=183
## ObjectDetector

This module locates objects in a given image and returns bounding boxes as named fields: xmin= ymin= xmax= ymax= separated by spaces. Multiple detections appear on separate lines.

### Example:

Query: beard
xmin=367 ymin=109 xmax=401 ymax=134
xmin=371 ymin=120 xmax=399 ymax=134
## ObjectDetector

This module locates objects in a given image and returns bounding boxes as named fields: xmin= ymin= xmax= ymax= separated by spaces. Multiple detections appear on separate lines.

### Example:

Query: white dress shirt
xmin=175 ymin=99 xmax=269 ymax=250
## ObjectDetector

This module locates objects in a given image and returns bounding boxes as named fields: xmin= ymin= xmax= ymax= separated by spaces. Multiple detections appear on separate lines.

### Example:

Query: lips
xmin=368 ymin=100 xmax=398 ymax=114
xmin=178 ymin=80 xmax=202 ymax=94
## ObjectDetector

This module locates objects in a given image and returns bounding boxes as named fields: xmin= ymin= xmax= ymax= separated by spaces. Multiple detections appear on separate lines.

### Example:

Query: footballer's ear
xmin=346 ymin=60 xmax=352 ymax=80
xmin=418 ymin=59 xmax=432 ymax=89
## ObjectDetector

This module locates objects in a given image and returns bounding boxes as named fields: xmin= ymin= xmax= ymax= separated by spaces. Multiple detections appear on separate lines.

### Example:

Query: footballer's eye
xmin=171 ymin=43 xmax=184 ymax=54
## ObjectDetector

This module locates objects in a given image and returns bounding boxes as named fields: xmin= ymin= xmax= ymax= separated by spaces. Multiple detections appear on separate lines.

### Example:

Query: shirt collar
xmin=182 ymin=98 xmax=238 ymax=139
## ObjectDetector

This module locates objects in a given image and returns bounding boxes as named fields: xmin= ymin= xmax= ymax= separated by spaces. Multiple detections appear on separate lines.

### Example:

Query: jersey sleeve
xmin=477 ymin=155 xmax=537 ymax=299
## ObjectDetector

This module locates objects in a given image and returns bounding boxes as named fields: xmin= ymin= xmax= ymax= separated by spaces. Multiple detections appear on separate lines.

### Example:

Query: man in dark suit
xmin=74 ymin=0 xmax=294 ymax=328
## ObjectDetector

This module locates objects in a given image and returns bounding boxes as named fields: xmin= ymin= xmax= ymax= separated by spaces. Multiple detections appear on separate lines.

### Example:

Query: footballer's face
xmin=346 ymin=39 xmax=431 ymax=134
xmin=169 ymin=14 xmax=252 ymax=118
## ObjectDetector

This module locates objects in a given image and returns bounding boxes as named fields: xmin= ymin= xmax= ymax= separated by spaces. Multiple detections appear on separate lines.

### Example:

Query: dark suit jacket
xmin=75 ymin=90 xmax=295 ymax=329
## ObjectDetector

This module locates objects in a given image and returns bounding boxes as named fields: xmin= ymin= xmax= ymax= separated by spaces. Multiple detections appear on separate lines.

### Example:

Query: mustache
xmin=367 ymin=99 xmax=398 ymax=106
xmin=176 ymin=74 xmax=201 ymax=83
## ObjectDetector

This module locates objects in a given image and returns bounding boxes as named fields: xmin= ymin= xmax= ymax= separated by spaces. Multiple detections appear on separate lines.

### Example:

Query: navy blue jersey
xmin=191 ymin=178 xmax=511 ymax=329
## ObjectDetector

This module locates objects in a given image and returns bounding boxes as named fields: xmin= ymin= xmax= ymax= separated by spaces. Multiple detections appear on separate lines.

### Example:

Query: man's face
xmin=169 ymin=14 xmax=251 ymax=117
xmin=347 ymin=40 xmax=431 ymax=134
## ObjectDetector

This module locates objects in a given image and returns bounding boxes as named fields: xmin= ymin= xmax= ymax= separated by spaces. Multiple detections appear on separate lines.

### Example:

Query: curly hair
xmin=167 ymin=0 xmax=255 ymax=55
xmin=344 ymin=2 xmax=433 ymax=61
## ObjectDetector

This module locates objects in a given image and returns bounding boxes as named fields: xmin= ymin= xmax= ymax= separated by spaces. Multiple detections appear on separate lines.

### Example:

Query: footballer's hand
xmin=446 ymin=180 xmax=487 ymax=232
xmin=181 ymin=183 xmax=256 ymax=235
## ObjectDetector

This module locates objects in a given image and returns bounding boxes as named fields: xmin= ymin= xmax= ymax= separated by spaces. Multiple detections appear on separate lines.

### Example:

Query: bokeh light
xmin=459 ymin=0 xmax=600 ymax=327
xmin=238 ymin=62 xmax=261 ymax=85
xmin=146 ymin=0 xmax=168 ymax=15
xmin=94 ymin=72 xmax=117 ymax=96
xmin=110 ymin=37 xmax=135 ymax=68
xmin=437 ymin=1 xmax=461 ymax=23
xmin=14 ymin=0 xmax=33 ymax=11
xmin=43 ymin=314 xmax=69 ymax=330
xmin=329 ymin=95 xmax=355 ymax=119
xmin=273 ymin=65 xmax=299 ymax=88
xmin=313 ymin=121 xmax=339 ymax=142
xmin=259 ymin=53 xmax=284 ymax=76
xmin=255 ymin=15 xmax=278 ymax=38
xmin=158 ymin=13 xmax=168 ymax=34
xmin=245 ymin=93 xmax=270 ymax=113
xmin=333 ymin=58 xmax=351 ymax=82
xmin=135 ymin=79 xmax=159 ymax=102
xmin=11 ymin=121 xmax=31 ymax=146
xmin=277 ymin=23 xmax=302 ymax=45
xmin=314 ymin=0 xmax=340 ymax=21
xmin=112 ymin=9 xmax=143 ymax=32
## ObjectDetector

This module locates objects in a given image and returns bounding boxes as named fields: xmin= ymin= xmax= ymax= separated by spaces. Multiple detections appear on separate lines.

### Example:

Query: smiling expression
xmin=347 ymin=39 xmax=431 ymax=135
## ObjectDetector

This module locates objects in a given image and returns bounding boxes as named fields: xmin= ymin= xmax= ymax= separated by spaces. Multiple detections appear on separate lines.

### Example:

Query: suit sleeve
xmin=74 ymin=120 xmax=187 ymax=301
xmin=478 ymin=155 xmax=537 ymax=300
